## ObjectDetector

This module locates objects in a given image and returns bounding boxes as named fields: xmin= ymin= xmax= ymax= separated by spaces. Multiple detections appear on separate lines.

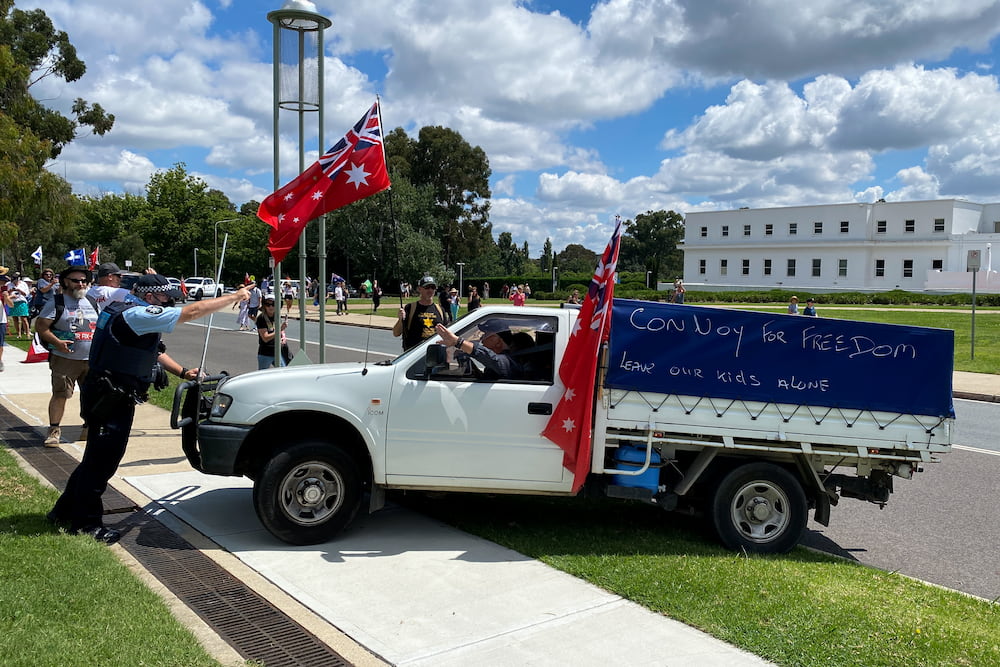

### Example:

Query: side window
xmin=412 ymin=315 xmax=558 ymax=384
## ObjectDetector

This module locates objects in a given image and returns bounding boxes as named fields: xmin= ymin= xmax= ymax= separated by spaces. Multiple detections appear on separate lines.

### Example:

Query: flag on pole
xmin=541 ymin=216 xmax=623 ymax=492
xmin=257 ymin=101 xmax=391 ymax=263
xmin=88 ymin=247 xmax=100 ymax=270
xmin=31 ymin=246 xmax=43 ymax=265
xmin=64 ymin=248 xmax=86 ymax=265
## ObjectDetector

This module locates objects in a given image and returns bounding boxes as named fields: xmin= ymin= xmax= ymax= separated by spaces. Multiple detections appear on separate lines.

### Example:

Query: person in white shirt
xmin=87 ymin=262 xmax=131 ymax=311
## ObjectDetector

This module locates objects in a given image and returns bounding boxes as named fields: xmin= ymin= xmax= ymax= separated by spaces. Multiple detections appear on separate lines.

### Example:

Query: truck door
xmin=385 ymin=315 xmax=570 ymax=488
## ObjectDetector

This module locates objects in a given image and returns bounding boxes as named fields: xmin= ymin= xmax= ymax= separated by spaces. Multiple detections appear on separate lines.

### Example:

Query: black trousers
xmin=51 ymin=381 xmax=136 ymax=531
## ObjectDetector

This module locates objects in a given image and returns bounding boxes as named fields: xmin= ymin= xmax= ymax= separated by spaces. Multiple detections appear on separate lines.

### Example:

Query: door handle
xmin=528 ymin=402 xmax=552 ymax=415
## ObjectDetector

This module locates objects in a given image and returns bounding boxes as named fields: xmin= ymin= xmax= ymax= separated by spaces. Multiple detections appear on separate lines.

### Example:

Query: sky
xmin=20 ymin=0 xmax=1000 ymax=254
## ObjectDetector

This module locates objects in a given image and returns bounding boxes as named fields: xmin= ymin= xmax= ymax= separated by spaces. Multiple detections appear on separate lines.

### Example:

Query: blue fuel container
xmin=612 ymin=445 xmax=661 ymax=492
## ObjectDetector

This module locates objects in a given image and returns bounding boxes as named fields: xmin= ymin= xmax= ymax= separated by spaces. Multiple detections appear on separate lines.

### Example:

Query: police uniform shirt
xmin=120 ymin=302 xmax=183 ymax=336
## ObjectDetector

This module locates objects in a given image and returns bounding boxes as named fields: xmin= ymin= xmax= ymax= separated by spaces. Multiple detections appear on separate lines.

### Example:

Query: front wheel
xmin=253 ymin=441 xmax=362 ymax=545
xmin=711 ymin=462 xmax=807 ymax=554
xmin=194 ymin=289 xmax=203 ymax=300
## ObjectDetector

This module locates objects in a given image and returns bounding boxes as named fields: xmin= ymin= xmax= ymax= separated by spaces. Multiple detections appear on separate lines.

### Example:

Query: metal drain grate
xmin=0 ymin=403 xmax=355 ymax=666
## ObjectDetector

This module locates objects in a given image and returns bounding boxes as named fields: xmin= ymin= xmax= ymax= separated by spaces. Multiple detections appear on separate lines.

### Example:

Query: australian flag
xmin=64 ymin=248 xmax=86 ymax=265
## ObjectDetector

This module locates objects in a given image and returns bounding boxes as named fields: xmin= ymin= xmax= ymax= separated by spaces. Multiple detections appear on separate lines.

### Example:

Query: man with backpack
xmin=392 ymin=275 xmax=448 ymax=351
xmin=34 ymin=266 xmax=101 ymax=446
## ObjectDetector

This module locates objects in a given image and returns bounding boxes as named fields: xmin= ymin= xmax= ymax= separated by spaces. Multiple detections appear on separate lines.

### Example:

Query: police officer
xmin=48 ymin=274 xmax=252 ymax=543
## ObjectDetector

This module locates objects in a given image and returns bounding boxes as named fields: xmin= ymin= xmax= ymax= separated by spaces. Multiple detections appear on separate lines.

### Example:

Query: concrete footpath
xmin=1 ymin=341 xmax=775 ymax=667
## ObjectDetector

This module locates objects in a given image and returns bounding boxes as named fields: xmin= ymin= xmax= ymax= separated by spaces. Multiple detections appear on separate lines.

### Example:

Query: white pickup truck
xmin=182 ymin=276 xmax=224 ymax=300
xmin=172 ymin=300 xmax=954 ymax=554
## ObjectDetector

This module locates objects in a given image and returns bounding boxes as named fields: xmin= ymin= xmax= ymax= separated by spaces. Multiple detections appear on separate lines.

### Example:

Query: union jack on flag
xmin=257 ymin=101 xmax=391 ymax=263
xmin=542 ymin=215 xmax=623 ymax=492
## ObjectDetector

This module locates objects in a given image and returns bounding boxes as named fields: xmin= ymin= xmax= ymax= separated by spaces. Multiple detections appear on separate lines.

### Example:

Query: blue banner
xmin=606 ymin=300 xmax=955 ymax=417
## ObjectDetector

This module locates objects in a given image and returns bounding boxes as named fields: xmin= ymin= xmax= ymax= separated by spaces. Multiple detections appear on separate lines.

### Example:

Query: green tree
xmin=405 ymin=126 xmax=492 ymax=267
xmin=140 ymin=164 xmax=242 ymax=281
xmin=541 ymin=237 xmax=553 ymax=272
xmin=0 ymin=1 xmax=114 ymax=158
xmin=555 ymin=243 xmax=598 ymax=274
xmin=0 ymin=106 xmax=77 ymax=273
xmin=621 ymin=210 xmax=685 ymax=284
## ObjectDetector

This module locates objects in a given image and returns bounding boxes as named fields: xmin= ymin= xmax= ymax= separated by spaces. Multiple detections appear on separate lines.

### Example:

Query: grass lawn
xmin=0 ymin=446 xmax=220 ymax=666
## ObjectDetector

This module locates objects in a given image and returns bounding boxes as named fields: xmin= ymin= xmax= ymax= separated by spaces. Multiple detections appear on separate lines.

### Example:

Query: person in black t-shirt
xmin=392 ymin=276 xmax=448 ymax=350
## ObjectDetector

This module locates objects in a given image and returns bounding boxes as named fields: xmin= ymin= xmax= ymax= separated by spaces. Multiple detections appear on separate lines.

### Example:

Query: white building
xmin=682 ymin=199 xmax=1000 ymax=293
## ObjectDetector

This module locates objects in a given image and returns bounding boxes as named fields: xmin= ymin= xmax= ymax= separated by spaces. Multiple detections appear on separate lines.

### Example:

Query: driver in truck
xmin=435 ymin=319 xmax=523 ymax=380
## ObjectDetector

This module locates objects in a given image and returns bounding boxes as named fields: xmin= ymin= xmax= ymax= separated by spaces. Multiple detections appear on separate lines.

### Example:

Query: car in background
xmin=166 ymin=277 xmax=188 ymax=302
xmin=183 ymin=276 xmax=223 ymax=300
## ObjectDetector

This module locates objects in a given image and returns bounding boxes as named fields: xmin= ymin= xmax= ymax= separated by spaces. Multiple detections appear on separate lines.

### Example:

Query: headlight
xmin=210 ymin=393 xmax=233 ymax=418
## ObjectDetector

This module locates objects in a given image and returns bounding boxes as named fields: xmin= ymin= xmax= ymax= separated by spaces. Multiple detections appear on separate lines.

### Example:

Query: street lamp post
xmin=268 ymin=0 xmax=331 ymax=363
xmin=551 ymin=265 xmax=558 ymax=292
xmin=646 ymin=271 xmax=652 ymax=288
xmin=194 ymin=248 xmax=199 ymax=276
xmin=456 ymin=262 xmax=465 ymax=295
xmin=147 ymin=252 xmax=155 ymax=269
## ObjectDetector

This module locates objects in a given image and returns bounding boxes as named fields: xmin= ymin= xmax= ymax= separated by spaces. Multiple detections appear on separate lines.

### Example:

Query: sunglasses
xmin=263 ymin=301 xmax=275 ymax=306
xmin=66 ymin=277 xmax=90 ymax=284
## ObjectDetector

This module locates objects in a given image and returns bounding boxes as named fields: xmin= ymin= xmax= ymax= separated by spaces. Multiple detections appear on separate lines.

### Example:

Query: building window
xmin=933 ymin=218 xmax=945 ymax=232
xmin=699 ymin=259 xmax=706 ymax=274
xmin=838 ymin=259 xmax=848 ymax=277
xmin=876 ymin=220 xmax=886 ymax=233
xmin=840 ymin=220 xmax=849 ymax=233
xmin=812 ymin=258 xmax=821 ymax=277
xmin=720 ymin=259 xmax=728 ymax=275
xmin=875 ymin=259 xmax=885 ymax=277
xmin=789 ymin=222 xmax=797 ymax=235
xmin=932 ymin=259 xmax=943 ymax=270
xmin=763 ymin=259 xmax=772 ymax=275
xmin=994 ymin=221 xmax=1000 ymax=233
xmin=814 ymin=221 xmax=823 ymax=234
xmin=700 ymin=226 xmax=707 ymax=237
xmin=742 ymin=259 xmax=750 ymax=275
xmin=722 ymin=225 xmax=729 ymax=237
xmin=743 ymin=224 xmax=751 ymax=236
xmin=787 ymin=259 xmax=796 ymax=277
xmin=903 ymin=259 xmax=913 ymax=278
xmin=904 ymin=219 xmax=915 ymax=233
xmin=765 ymin=223 xmax=773 ymax=236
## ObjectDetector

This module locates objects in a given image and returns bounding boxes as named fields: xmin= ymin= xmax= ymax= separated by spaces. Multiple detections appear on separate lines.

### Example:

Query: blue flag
xmin=64 ymin=248 xmax=86 ymax=265
xmin=31 ymin=246 xmax=43 ymax=265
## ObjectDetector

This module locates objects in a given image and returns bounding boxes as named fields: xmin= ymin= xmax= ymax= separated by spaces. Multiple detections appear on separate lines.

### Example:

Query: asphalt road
xmin=163 ymin=315 xmax=1000 ymax=602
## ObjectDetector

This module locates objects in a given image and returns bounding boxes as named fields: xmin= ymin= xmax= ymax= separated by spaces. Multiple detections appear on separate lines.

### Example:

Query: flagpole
xmin=316 ymin=22 xmax=327 ymax=363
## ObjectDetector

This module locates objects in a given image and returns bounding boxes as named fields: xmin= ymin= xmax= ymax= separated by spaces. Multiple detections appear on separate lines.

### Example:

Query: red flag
xmin=88 ymin=247 xmax=99 ymax=270
xmin=541 ymin=216 xmax=623 ymax=492
xmin=257 ymin=101 xmax=391 ymax=263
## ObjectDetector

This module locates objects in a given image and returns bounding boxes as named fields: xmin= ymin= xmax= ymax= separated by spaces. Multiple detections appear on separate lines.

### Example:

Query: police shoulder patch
xmin=145 ymin=305 xmax=164 ymax=315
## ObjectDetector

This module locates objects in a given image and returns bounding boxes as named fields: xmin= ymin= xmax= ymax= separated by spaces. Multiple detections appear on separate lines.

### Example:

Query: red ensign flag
xmin=258 ymin=102 xmax=391 ymax=263
xmin=541 ymin=216 xmax=623 ymax=492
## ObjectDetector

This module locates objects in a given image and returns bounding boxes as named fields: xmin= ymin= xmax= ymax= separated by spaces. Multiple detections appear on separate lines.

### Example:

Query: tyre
xmin=194 ymin=289 xmax=203 ymax=300
xmin=253 ymin=441 xmax=362 ymax=545
xmin=711 ymin=462 xmax=807 ymax=554
xmin=216 ymin=289 xmax=222 ymax=297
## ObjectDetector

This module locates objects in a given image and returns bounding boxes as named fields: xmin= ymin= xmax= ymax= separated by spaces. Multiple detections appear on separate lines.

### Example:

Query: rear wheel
xmin=253 ymin=440 xmax=362 ymax=545
xmin=711 ymin=462 xmax=807 ymax=554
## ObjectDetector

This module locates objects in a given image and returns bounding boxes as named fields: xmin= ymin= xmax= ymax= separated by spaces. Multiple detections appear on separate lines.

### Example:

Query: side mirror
xmin=424 ymin=344 xmax=449 ymax=375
